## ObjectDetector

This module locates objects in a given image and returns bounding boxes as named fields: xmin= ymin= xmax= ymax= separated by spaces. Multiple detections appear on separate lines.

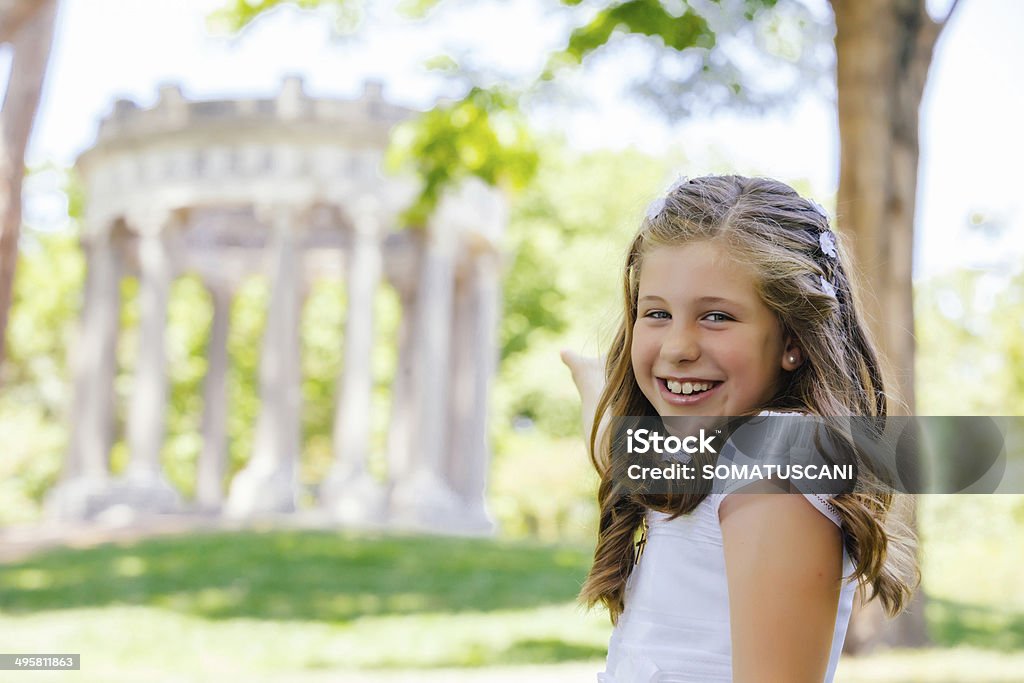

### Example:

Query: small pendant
xmin=634 ymin=518 xmax=648 ymax=565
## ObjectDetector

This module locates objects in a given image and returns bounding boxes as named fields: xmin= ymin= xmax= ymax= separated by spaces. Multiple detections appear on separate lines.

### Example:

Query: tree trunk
xmin=0 ymin=0 xmax=57 ymax=376
xmin=0 ymin=0 xmax=44 ymax=43
xmin=832 ymin=0 xmax=958 ymax=651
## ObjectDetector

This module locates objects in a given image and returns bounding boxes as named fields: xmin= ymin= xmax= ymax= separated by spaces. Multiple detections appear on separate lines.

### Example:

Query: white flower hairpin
xmin=819 ymin=275 xmax=837 ymax=299
xmin=806 ymin=197 xmax=839 ymax=299
xmin=809 ymin=199 xmax=829 ymax=219
xmin=819 ymin=230 xmax=838 ymax=259
xmin=645 ymin=197 xmax=667 ymax=221
xmin=667 ymin=175 xmax=690 ymax=194
xmin=645 ymin=175 xmax=690 ymax=221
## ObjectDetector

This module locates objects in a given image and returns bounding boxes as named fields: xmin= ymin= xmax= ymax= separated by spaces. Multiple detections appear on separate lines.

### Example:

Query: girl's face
xmin=631 ymin=241 xmax=802 ymax=417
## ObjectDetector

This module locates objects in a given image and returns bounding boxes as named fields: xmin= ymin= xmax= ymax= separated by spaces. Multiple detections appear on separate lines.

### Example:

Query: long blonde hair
xmin=579 ymin=175 xmax=919 ymax=624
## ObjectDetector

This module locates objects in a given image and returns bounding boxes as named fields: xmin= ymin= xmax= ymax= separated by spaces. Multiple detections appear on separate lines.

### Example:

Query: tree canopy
xmin=211 ymin=0 xmax=823 ymax=225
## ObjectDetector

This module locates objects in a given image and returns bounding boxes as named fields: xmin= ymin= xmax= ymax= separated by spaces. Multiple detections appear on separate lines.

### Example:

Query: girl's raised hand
xmin=560 ymin=349 xmax=607 ymax=454
xmin=559 ymin=349 xmax=605 ymax=404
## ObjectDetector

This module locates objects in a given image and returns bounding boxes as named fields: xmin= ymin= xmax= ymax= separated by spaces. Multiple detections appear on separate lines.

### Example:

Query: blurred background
xmin=1 ymin=0 xmax=1023 ymax=680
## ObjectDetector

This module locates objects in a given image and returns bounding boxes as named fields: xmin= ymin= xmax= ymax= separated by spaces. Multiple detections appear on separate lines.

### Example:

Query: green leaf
xmin=561 ymin=0 xmax=716 ymax=64
xmin=208 ymin=0 xmax=362 ymax=34
xmin=396 ymin=0 xmax=444 ymax=19
xmin=387 ymin=87 xmax=539 ymax=228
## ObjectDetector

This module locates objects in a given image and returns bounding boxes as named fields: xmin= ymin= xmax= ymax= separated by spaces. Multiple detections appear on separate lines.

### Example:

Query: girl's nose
xmin=660 ymin=324 xmax=701 ymax=363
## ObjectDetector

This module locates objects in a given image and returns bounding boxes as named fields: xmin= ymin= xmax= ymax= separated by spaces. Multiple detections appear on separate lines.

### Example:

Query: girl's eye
xmin=644 ymin=310 xmax=670 ymax=320
xmin=704 ymin=312 xmax=732 ymax=323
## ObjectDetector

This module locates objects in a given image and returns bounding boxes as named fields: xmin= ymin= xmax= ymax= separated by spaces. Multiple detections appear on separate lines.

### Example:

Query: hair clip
xmin=645 ymin=176 xmax=690 ymax=221
xmin=645 ymin=197 xmax=667 ymax=221
xmin=809 ymin=199 xmax=829 ymax=219
xmin=819 ymin=230 xmax=838 ymax=259
xmin=667 ymin=175 xmax=690 ymax=194
xmin=819 ymin=275 xmax=837 ymax=299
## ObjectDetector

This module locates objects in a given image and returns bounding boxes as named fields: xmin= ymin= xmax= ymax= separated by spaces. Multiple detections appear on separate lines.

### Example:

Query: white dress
xmin=597 ymin=412 xmax=857 ymax=683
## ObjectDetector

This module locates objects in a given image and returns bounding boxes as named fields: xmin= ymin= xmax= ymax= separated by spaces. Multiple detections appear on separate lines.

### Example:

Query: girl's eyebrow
xmin=639 ymin=294 xmax=746 ymax=310
xmin=695 ymin=296 xmax=745 ymax=309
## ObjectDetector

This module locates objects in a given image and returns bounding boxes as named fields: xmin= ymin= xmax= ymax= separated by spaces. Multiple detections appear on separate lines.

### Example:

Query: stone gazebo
xmin=47 ymin=78 xmax=505 ymax=535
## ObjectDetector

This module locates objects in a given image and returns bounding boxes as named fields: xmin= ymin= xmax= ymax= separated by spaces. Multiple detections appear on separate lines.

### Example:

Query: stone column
xmin=226 ymin=206 xmax=302 ymax=517
xmin=46 ymin=227 xmax=122 ymax=520
xmin=384 ymin=286 xmax=416 ymax=501
xmin=196 ymin=280 xmax=232 ymax=511
xmin=109 ymin=218 xmax=182 ymax=515
xmin=321 ymin=201 xmax=387 ymax=524
xmin=381 ymin=231 xmax=421 ymax=506
xmin=389 ymin=222 xmax=465 ymax=532
xmin=445 ymin=271 xmax=472 ymax=493
xmin=445 ymin=247 xmax=500 ymax=534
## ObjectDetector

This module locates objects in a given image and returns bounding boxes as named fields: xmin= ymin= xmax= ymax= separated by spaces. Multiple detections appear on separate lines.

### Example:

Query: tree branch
xmin=0 ymin=0 xmax=57 ymax=373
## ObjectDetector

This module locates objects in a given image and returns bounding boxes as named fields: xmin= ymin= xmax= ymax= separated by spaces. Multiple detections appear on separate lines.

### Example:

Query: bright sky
xmin=18 ymin=0 xmax=1024 ymax=282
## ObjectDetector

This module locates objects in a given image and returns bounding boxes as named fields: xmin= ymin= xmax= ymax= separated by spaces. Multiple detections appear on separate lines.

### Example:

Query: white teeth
xmin=666 ymin=380 xmax=713 ymax=395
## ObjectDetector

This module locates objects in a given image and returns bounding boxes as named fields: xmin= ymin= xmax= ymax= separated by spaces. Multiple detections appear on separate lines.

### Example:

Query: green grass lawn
xmin=1 ymin=496 xmax=1023 ymax=682
xmin=0 ymin=530 xmax=611 ymax=679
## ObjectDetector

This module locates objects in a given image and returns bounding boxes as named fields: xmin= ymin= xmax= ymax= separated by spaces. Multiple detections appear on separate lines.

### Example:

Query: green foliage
xmin=208 ymin=0 xmax=362 ymax=34
xmin=212 ymin=1 xmax=540 ymax=229
xmin=297 ymin=278 xmax=401 ymax=490
xmin=495 ymin=143 xmax=673 ymax=434
xmin=162 ymin=276 xmax=214 ymax=497
xmin=225 ymin=276 xmax=266 ymax=482
xmin=210 ymin=0 xmax=803 ymax=231
xmin=987 ymin=268 xmax=1024 ymax=413
xmin=0 ymin=223 xmax=84 ymax=523
xmin=559 ymin=0 xmax=716 ymax=65
xmin=500 ymin=236 xmax=566 ymax=360
xmin=915 ymin=267 xmax=1024 ymax=415
xmin=298 ymin=279 xmax=345 ymax=489
xmin=3 ymin=231 xmax=83 ymax=393
xmin=490 ymin=431 xmax=599 ymax=541
xmin=394 ymin=0 xmax=443 ymax=20
xmin=387 ymin=86 xmax=538 ymax=228
xmin=550 ymin=0 xmax=826 ymax=116
xmin=484 ymin=144 xmax=675 ymax=540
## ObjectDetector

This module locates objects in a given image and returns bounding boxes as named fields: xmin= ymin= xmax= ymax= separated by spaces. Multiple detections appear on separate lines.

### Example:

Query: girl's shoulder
xmin=719 ymin=409 xmax=842 ymax=527
xmin=711 ymin=491 xmax=842 ymax=528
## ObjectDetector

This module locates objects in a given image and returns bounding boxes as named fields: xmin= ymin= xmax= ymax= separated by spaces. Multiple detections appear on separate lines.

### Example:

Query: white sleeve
xmin=712 ymin=411 xmax=845 ymax=528
xmin=803 ymin=493 xmax=842 ymax=528
xmin=713 ymin=492 xmax=842 ymax=528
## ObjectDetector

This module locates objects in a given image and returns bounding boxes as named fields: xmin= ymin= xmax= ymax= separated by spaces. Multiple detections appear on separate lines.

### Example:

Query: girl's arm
xmin=560 ymin=350 xmax=608 ymax=459
xmin=719 ymin=491 xmax=843 ymax=683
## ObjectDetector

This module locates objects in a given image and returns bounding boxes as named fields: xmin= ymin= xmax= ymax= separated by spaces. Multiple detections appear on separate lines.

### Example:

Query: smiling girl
xmin=562 ymin=175 xmax=919 ymax=683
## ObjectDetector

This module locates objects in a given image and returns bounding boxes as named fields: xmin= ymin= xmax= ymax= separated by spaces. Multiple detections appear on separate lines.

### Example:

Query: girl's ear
xmin=781 ymin=330 xmax=803 ymax=371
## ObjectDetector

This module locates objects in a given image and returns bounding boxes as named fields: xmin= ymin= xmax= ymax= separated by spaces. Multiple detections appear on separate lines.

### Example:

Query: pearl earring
xmin=788 ymin=355 xmax=797 ymax=364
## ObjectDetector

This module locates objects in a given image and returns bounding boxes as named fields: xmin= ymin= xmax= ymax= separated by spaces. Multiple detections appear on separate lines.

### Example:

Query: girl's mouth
xmin=657 ymin=378 xmax=723 ymax=406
